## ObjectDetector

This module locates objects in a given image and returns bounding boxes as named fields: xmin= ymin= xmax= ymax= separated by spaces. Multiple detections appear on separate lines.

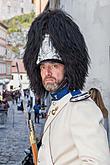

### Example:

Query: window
xmin=0 ymin=46 xmax=6 ymax=56
xmin=21 ymin=8 xmax=24 ymax=13
xmin=0 ymin=63 xmax=6 ymax=74
xmin=7 ymin=5 xmax=11 ymax=14
xmin=20 ymin=75 xmax=23 ymax=80
xmin=6 ymin=64 xmax=11 ymax=75
xmin=10 ymin=85 xmax=13 ymax=90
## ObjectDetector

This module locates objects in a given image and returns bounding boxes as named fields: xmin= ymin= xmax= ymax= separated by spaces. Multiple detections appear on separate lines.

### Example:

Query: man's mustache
xmin=44 ymin=76 xmax=56 ymax=81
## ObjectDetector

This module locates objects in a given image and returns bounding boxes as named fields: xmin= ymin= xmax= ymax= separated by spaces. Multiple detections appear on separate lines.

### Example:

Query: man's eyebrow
xmin=40 ymin=61 xmax=57 ymax=65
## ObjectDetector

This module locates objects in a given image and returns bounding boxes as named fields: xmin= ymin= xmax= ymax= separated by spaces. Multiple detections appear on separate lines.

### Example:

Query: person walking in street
xmin=89 ymin=88 xmax=109 ymax=142
xmin=17 ymin=95 xmax=24 ymax=111
xmin=2 ymin=98 xmax=9 ymax=115
xmin=33 ymin=98 xmax=41 ymax=124
xmin=23 ymin=9 xmax=110 ymax=165
xmin=0 ymin=100 xmax=4 ymax=111
xmin=26 ymin=99 xmax=32 ymax=121
xmin=0 ymin=92 xmax=3 ymax=101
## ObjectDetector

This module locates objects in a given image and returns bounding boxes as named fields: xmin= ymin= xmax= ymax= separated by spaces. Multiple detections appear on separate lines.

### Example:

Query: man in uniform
xmin=23 ymin=9 xmax=110 ymax=165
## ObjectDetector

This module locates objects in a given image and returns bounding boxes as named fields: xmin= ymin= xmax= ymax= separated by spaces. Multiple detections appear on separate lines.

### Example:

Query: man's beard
xmin=43 ymin=82 xmax=59 ymax=92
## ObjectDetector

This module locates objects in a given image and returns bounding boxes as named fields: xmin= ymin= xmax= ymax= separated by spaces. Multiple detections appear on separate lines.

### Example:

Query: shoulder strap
xmin=70 ymin=92 xmax=90 ymax=102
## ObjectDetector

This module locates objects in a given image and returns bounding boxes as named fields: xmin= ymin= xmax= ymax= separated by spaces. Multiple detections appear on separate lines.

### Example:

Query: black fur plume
xmin=23 ymin=9 xmax=90 ymax=97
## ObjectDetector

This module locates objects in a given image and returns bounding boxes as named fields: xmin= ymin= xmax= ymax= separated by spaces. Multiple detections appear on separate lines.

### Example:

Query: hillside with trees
xmin=3 ymin=12 xmax=35 ymax=33
xmin=3 ymin=12 xmax=35 ymax=58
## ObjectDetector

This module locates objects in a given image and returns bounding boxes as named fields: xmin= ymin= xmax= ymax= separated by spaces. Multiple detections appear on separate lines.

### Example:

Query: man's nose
xmin=45 ymin=66 xmax=52 ymax=76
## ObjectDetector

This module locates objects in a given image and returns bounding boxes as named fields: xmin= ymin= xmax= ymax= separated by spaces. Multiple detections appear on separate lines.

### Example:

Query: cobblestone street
xmin=0 ymin=102 xmax=45 ymax=165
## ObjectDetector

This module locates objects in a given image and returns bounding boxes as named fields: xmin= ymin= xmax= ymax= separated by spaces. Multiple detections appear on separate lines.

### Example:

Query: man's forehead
xmin=40 ymin=59 xmax=64 ymax=66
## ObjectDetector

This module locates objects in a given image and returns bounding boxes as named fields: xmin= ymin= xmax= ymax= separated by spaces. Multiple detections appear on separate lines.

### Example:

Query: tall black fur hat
xmin=23 ymin=9 xmax=90 ymax=97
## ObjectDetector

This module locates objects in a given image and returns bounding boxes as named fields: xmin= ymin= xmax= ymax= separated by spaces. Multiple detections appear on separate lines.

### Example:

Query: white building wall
xmin=59 ymin=0 xmax=110 ymax=110
xmin=0 ymin=26 xmax=7 ymax=56
xmin=7 ymin=73 xmax=29 ymax=91
xmin=0 ymin=0 xmax=34 ymax=20
xmin=21 ymin=74 xmax=30 ymax=90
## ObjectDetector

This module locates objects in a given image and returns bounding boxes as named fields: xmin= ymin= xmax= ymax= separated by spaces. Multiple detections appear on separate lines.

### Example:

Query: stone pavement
xmin=0 ymin=102 xmax=45 ymax=165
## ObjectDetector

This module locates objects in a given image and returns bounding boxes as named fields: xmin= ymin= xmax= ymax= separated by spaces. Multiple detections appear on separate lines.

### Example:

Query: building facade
xmin=0 ymin=22 xmax=12 ymax=93
xmin=0 ymin=22 xmax=7 ymax=57
xmin=6 ymin=59 xmax=29 ymax=91
xmin=0 ymin=0 xmax=34 ymax=20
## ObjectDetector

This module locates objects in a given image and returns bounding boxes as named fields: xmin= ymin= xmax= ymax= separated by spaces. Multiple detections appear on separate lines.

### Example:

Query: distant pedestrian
xmin=17 ymin=96 xmax=24 ymax=111
xmin=33 ymin=99 xmax=41 ymax=124
xmin=0 ymin=92 xmax=3 ymax=101
xmin=89 ymin=88 xmax=109 ymax=141
xmin=11 ymin=91 xmax=15 ymax=104
xmin=2 ymin=98 xmax=9 ymax=115
xmin=26 ymin=100 xmax=31 ymax=121
xmin=0 ymin=100 xmax=4 ymax=111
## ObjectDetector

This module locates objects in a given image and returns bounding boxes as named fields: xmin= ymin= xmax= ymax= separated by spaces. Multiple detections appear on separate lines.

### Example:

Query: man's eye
xmin=40 ymin=66 xmax=45 ymax=70
xmin=53 ymin=64 xmax=58 ymax=68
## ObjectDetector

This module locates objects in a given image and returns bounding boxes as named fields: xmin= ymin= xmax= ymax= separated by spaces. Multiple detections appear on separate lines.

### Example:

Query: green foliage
xmin=3 ymin=12 xmax=35 ymax=33
xmin=11 ymin=46 xmax=19 ymax=54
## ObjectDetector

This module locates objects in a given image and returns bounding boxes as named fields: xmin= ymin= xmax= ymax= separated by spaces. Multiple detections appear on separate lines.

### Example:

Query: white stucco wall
xmin=60 ymin=0 xmax=110 ymax=110
xmin=0 ymin=0 xmax=34 ymax=20
xmin=7 ymin=73 xmax=29 ymax=91
xmin=0 ymin=25 xmax=7 ymax=56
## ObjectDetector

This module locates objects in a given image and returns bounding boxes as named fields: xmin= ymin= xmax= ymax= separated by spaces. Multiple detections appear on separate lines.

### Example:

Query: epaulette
xmin=70 ymin=92 xmax=90 ymax=102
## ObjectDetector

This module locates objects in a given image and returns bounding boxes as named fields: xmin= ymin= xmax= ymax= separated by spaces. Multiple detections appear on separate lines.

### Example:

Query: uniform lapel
xmin=44 ymin=93 xmax=72 ymax=133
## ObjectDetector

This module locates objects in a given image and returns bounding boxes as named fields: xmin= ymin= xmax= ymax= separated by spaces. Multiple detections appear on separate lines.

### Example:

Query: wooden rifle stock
xmin=29 ymin=120 xmax=38 ymax=165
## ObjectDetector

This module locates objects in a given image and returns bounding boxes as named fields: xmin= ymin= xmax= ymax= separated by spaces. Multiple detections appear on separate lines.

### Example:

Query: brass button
xmin=52 ymin=109 xmax=56 ymax=115
xmin=52 ymin=102 xmax=56 ymax=106
xmin=51 ymin=106 xmax=58 ymax=115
